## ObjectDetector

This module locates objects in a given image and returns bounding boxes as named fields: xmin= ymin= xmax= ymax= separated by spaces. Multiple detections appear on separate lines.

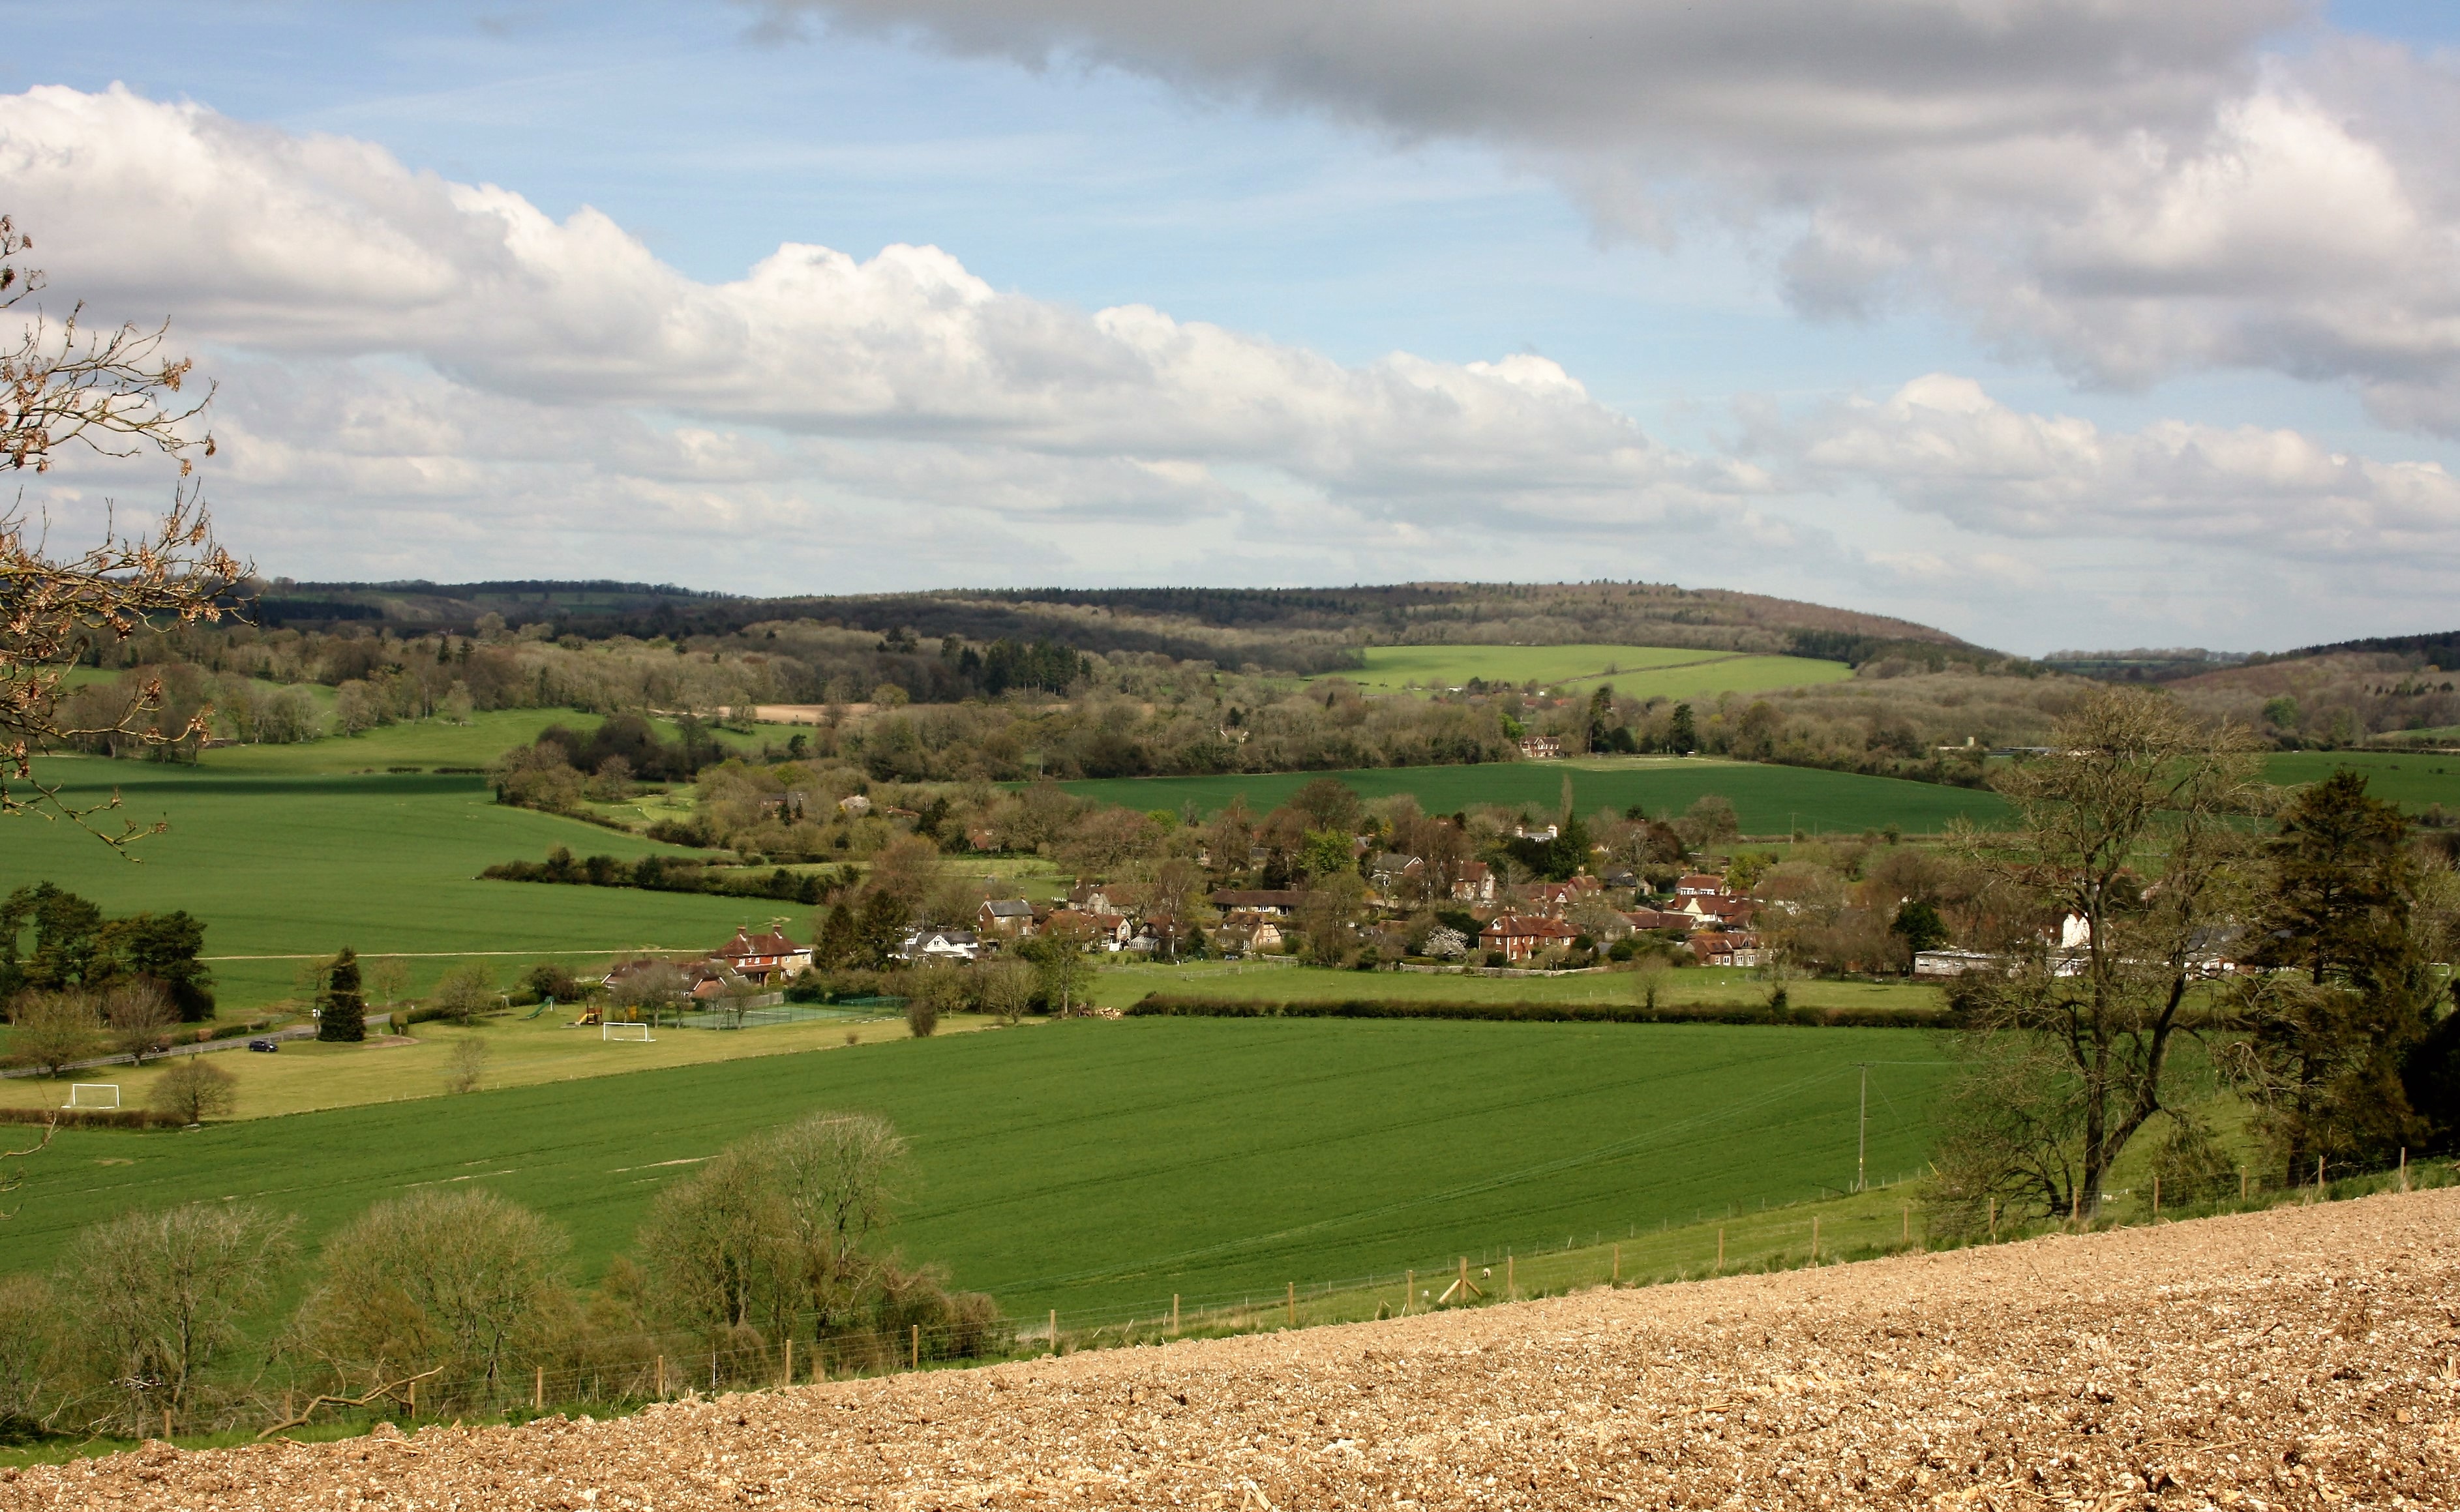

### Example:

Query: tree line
xmin=0 ymin=1112 xmax=1000 ymax=1442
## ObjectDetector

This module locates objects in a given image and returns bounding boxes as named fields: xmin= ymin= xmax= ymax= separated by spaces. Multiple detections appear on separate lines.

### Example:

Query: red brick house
xmin=1480 ymin=914 xmax=1583 ymax=962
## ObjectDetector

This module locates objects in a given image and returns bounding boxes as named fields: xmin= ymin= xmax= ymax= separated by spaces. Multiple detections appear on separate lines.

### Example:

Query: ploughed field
xmin=0 ymin=1017 xmax=1947 ymax=1321
xmin=16 ymin=1189 xmax=2452 ymax=1511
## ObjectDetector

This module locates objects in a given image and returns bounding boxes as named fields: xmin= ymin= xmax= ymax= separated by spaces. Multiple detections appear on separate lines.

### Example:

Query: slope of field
xmin=0 ymin=1017 xmax=1947 ymax=1318
xmin=1315 ymin=644 xmax=1852 ymax=698
xmin=26 ymin=1191 xmax=2453 ymax=1510
xmin=1 ymin=760 xmax=783 ymax=1008
xmin=1089 ymin=960 xmax=1940 ymax=1015
xmin=1057 ymin=757 xmax=2006 ymax=833
xmin=2264 ymin=749 xmax=2460 ymax=814
xmin=195 ymin=707 xmax=767 ymax=776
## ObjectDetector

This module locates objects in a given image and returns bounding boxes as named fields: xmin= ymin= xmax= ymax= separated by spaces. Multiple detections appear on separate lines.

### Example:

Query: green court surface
xmin=0 ymin=1016 xmax=1949 ymax=1322
xmin=1053 ymin=757 xmax=2006 ymax=834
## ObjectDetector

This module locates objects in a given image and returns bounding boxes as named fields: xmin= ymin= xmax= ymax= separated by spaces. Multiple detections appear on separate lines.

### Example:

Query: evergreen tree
xmin=318 ymin=947 xmax=367 ymax=1043
xmin=1585 ymin=685 xmax=1615 ymax=754
xmin=1668 ymin=702 xmax=1698 ymax=753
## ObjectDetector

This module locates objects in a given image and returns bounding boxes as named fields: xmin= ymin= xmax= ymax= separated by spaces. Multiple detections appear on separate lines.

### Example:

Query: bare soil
xmin=10 ymin=1189 xmax=2456 ymax=1510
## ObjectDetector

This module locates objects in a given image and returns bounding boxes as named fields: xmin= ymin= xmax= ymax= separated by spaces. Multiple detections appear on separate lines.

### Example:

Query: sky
xmin=7 ymin=3 xmax=2460 ymax=655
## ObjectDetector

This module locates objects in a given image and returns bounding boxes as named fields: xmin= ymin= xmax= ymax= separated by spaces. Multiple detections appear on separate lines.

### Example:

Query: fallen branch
xmin=257 ymin=1368 xmax=444 ymax=1440
xmin=0 ymin=1114 xmax=57 ymax=1217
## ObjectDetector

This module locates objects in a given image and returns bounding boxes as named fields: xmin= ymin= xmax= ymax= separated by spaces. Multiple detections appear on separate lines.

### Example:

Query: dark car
xmin=247 ymin=1038 xmax=280 ymax=1053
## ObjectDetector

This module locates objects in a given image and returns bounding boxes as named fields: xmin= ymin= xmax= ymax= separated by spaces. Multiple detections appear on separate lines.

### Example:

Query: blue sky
xmin=7 ymin=2 xmax=2460 ymax=653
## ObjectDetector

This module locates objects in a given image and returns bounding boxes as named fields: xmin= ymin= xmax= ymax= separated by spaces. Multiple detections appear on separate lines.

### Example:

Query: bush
xmin=429 ymin=963 xmax=498 ymax=1024
xmin=4 ymin=992 xmax=100 ymax=1076
xmin=151 ymin=1055 xmax=238 ymax=1123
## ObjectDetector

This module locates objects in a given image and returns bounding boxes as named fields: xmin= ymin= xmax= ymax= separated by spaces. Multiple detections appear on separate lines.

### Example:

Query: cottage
xmin=1042 ymin=908 xmax=1133 ymax=951
xmin=1479 ymin=913 xmax=1583 ymax=962
xmin=715 ymin=926 xmax=809 ymax=985
xmin=1208 ymin=889 xmax=1306 ymax=916
xmin=1518 ymin=735 xmax=1564 ymax=759
xmin=1675 ymin=873 xmax=1728 ymax=897
xmin=977 ymin=898 xmax=1036 ymax=936
xmin=1217 ymin=910 xmax=1285 ymax=955
xmin=1691 ymin=931 xmax=1765 ymax=969
xmin=900 ymin=928 xmax=984 ymax=963
xmin=1450 ymin=861 xmax=1497 ymax=906
xmin=1625 ymin=908 xmax=1697 ymax=934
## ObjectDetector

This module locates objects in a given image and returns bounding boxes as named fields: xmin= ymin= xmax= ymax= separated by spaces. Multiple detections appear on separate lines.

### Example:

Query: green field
xmin=196 ymin=707 xmax=766 ymax=777
xmin=1315 ymin=644 xmax=1852 ymax=698
xmin=1088 ymin=961 xmax=1943 ymax=1014
xmin=1 ymin=759 xmax=795 ymax=1009
xmin=2263 ymin=750 xmax=2460 ymax=815
xmin=0 ymin=1017 xmax=1947 ymax=1320
xmin=1055 ymin=756 xmax=2007 ymax=834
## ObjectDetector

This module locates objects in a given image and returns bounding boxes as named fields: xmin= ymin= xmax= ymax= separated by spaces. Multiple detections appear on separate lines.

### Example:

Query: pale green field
xmin=1313 ymin=644 xmax=1853 ymax=698
xmin=0 ymin=1009 xmax=991 ymax=1121
xmin=200 ymin=707 xmax=768 ymax=776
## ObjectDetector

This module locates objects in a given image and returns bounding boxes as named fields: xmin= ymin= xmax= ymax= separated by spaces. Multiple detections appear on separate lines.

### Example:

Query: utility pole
xmin=1856 ymin=1063 xmax=1868 ymax=1193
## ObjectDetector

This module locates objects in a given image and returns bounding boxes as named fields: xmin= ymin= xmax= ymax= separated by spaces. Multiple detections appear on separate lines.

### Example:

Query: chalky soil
xmin=8 ymin=1190 xmax=2457 ymax=1509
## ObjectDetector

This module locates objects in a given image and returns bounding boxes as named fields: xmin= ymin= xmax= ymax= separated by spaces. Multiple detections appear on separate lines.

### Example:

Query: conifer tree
xmin=317 ymin=947 xmax=367 ymax=1042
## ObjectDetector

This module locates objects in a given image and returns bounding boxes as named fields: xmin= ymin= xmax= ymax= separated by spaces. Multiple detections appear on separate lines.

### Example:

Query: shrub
xmin=5 ymin=992 xmax=100 ymax=1076
xmin=444 ymin=1035 xmax=489 ymax=1095
xmin=59 ymin=1202 xmax=295 ymax=1435
xmin=429 ymin=963 xmax=498 ymax=1024
xmin=151 ymin=1055 xmax=238 ymax=1123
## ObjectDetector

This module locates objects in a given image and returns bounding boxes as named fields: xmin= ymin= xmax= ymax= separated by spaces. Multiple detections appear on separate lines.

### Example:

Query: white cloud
xmin=755 ymin=3 xmax=2460 ymax=436
xmin=1784 ymin=372 xmax=2460 ymax=559
xmin=0 ymin=83 xmax=1746 ymax=526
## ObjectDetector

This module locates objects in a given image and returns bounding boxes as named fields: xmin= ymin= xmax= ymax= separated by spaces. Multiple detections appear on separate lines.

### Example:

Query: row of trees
xmin=1 ymin=883 xmax=215 ymax=1019
xmin=0 ymin=1112 xmax=998 ymax=1440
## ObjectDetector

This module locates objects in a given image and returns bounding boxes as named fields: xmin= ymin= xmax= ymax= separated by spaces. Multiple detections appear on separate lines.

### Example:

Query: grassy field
xmin=1055 ymin=756 xmax=2007 ymax=834
xmin=2262 ymin=749 xmax=2460 ymax=814
xmin=1088 ymin=960 xmax=1942 ymax=1014
xmin=0 ymin=1016 xmax=1949 ymax=1320
xmin=0 ymin=1006 xmax=954 ymax=1119
xmin=1313 ymin=645 xmax=1853 ymax=699
xmin=198 ymin=707 xmax=768 ymax=777
xmin=1 ymin=759 xmax=802 ymax=1010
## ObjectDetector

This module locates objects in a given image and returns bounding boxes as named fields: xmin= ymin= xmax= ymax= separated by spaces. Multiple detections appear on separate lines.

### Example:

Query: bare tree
xmin=103 ymin=981 xmax=177 ymax=1064
xmin=150 ymin=1056 xmax=237 ymax=1124
xmin=975 ymin=957 xmax=1034 ymax=1026
xmin=607 ymin=960 xmax=685 ymax=1029
xmin=0 ymin=1273 xmax=57 ymax=1423
xmin=0 ymin=1118 xmax=57 ymax=1219
xmin=427 ymin=963 xmax=497 ymax=1026
xmin=3 ymin=215 xmax=243 ymax=844
xmin=292 ymin=1189 xmax=570 ymax=1406
xmin=443 ymin=1035 xmax=488 ymax=1095
xmin=5 ymin=990 xmax=100 ymax=1076
xmin=59 ymin=1202 xmax=294 ymax=1434
xmin=1933 ymin=688 xmax=2262 ymax=1227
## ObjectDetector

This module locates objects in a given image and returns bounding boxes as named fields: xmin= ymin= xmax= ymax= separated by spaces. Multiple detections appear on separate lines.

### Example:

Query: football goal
xmin=602 ymin=1021 xmax=653 ymax=1043
xmin=65 ymin=1084 xmax=121 ymax=1110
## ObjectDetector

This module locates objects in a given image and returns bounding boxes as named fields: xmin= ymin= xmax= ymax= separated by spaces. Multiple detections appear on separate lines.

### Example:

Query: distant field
xmin=1 ymin=760 xmax=797 ymax=1010
xmin=0 ymin=1016 xmax=1948 ymax=1320
xmin=199 ymin=707 xmax=766 ymax=777
xmin=1315 ymin=644 xmax=1852 ymax=699
xmin=1055 ymin=757 xmax=2006 ymax=834
xmin=2264 ymin=749 xmax=2460 ymax=815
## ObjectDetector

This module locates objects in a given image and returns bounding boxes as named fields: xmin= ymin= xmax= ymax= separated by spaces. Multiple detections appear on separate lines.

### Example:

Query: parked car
xmin=247 ymin=1038 xmax=280 ymax=1053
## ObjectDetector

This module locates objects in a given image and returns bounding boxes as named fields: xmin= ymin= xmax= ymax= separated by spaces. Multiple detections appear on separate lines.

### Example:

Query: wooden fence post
xmin=1505 ymin=1254 xmax=1514 ymax=1299
xmin=534 ymin=1366 xmax=544 ymax=1412
xmin=1715 ymin=1227 xmax=1724 ymax=1271
xmin=912 ymin=1324 xmax=920 ymax=1371
xmin=408 ymin=1378 xmax=417 ymax=1421
xmin=1987 ymin=1195 xmax=1996 ymax=1241
xmin=656 ymin=1355 xmax=665 ymax=1399
xmin=1172 ymin=1294 xmax=1180 ymax=1335
xmin=1611 ymin=1243 xmax=1620 ymax=1284
xmin=1049 ymin=1309 xmax=1058 ymax=1353
xmin=1810 ymin=1216 xmax=1819 ymax=1266
xmin=2399 ymin=1147 xmax=2408 ymax=1193
xmin=2240 ymin=1166 xmax=2248 ymax=1202
xmin=2152 ymin=1176 xmax=2160 ymax=1222
xmin=2316 ymin=1153 xmax=2326 ymax=1199
xmin=1286 ymin=1282 xmax=1295 ymax=1327
xmin=782 ymin=1339 xmax=792 ymax=1390
xmin=1404 ymin=1269 xmax=1413 ymax=1314
xmin=1457 ymin=1256 xmax=1468 ymax=1302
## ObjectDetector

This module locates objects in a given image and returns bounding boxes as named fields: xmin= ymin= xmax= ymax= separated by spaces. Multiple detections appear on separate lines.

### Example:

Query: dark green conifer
xmin=318 ymin=947 xmax=367 ymax=1042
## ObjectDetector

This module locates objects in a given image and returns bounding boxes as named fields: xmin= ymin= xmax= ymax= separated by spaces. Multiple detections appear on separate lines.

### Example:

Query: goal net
xmin=66 ymin=1084 xmax=121 ymax=1109
xmin=602 ymin=1022 xmax=653 ymax=1043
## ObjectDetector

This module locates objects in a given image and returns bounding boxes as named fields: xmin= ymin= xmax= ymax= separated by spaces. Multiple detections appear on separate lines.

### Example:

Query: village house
xmin=1208 ymin=888 xmax=1306 ymax=916
xmin=1042 ymin=908 xmax=1134 ymax=951
xmin=977 ymin=898 xmax=1036 ymax=936
xmin=1675 ymin=872 xmax=1728 ymax=898
xmin=1518 ymin=734 xmax=1563 ymax=759
xmin=1216 ymin=910 xmax=1286 ymax=955
xmin=1683 ymin=895 xmax=1759 ymax=929
xmin=1480 ymin=913 xmax=1583 ymax=962
xmin=1625 ymin=907 xmax=1697 ymax=934
xmin=1450 ymin=861 xmax=1497 ymax=906
xmin=1692 ymin=931 xmax=1766 ymax=969
xmin=714 ymin=926 xmax=809 ymax=986
xmin=900 ymin=927 xmax=984 ymax=964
